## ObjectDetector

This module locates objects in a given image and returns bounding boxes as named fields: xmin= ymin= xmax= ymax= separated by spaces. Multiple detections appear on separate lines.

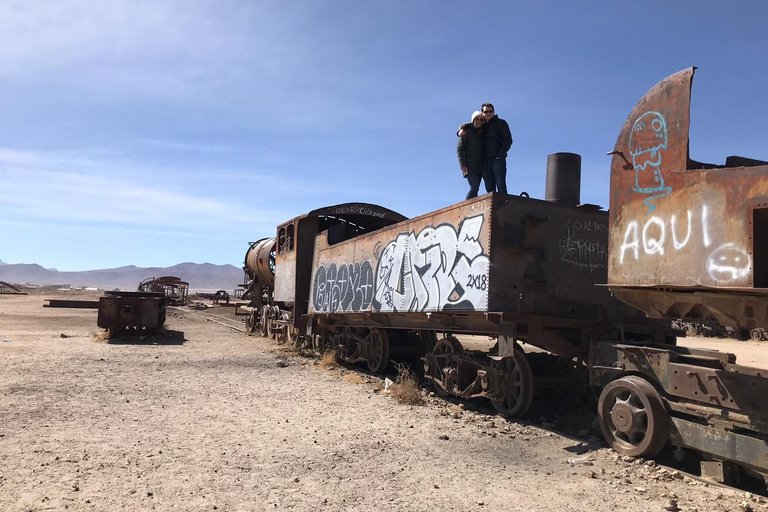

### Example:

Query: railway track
xmin=169 ymin=306 xmax=245 ymax=333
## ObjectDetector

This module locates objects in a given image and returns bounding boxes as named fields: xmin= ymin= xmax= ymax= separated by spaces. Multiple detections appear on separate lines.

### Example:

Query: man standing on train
xmin=481 ymin=103 xmax=513 ymax=194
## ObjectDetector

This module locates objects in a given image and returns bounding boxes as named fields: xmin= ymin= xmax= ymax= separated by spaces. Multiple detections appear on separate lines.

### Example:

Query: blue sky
xmin=2 ymin=1 xmax=767 ymax=271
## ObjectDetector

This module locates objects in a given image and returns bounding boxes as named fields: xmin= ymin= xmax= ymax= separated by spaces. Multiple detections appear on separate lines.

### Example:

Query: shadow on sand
xmin=107 ymin=329 xmax=186 ymax=346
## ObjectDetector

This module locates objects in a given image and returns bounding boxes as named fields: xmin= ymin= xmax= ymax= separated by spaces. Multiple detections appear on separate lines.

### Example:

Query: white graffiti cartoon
xmin=706 ymin=243 xmax=751 ymax=283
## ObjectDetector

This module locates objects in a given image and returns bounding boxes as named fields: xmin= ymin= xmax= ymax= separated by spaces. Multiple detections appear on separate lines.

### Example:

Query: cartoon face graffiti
xmin=706 ymin=243 xmax=751 ymax=283
xmin=627 ymin=111 xmax=672 ymax=213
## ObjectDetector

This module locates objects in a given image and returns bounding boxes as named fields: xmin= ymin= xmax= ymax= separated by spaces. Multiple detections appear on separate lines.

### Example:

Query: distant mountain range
xmin=0 ymin=261 xmax=245 ymax=291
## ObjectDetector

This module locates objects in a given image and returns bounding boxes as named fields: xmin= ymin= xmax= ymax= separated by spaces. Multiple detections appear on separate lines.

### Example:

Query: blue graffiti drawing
xmin=628 ymin=111 xmax=672 ymax=213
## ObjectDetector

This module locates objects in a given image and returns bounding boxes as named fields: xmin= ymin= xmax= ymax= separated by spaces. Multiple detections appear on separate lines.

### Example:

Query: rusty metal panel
xmin=44 ymin=299 xmax=100 ymax=308
xmin=309 ymin=196 xmax=492 ymax=314
xmin=593 ymin=342 xmax=768 ymax=417
xmin=613 ymin=287 xmax=768 ymax=330
xmin=670 ymin=416 xmax=768 ymax=474
xmin=667 ymin=363 xmax=768 ymax=415
xmin=608 ymin=67 xmax=768 ymax=290
xmin=274 ymin=257 xmax=296 ymax=304
xmin=487 ymin=194 xmax=615 ymax=321
xmin=274 ymin=220 xmax=297 ymax=305
xmin=97 ymin=291 xmax=165 ymax=332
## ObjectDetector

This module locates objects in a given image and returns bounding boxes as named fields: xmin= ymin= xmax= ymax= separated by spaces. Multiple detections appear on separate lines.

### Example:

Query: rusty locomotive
xmin=241 ymin=68 xmax=768 ymax=484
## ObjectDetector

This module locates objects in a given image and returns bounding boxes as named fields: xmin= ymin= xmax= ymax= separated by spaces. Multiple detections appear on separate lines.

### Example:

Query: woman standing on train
xmin=457 ymin=111 xmax=486 ymax=200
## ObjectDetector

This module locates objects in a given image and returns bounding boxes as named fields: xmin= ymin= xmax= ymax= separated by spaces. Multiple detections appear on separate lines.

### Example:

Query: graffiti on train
xmin=617 ymin=203 xmax=752 ymax=284
xmin=312 ymin=261 xmax=375 ymax=313
xmin=559 ymin=218 xmax=608 ymax=272
xmin=373 ymin=214 xmax=489 ymax=312
xmin=628 ymin=111 xmax=672 ymax=214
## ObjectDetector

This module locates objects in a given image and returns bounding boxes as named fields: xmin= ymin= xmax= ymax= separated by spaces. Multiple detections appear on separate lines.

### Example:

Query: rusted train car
xmin=243 ymin=68 xmax=768 ymax=484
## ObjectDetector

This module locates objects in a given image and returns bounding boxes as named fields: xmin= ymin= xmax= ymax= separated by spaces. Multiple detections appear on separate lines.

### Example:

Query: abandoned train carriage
xmin=242 ymin=67 xmax=768 ymax=484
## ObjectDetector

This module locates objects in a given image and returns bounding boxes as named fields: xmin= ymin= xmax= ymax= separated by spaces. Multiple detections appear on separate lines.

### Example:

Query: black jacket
xmin=457 ymin=125 xmax=483 ymax=175
xmin=482 ymin=115 xmax=513 ymax=159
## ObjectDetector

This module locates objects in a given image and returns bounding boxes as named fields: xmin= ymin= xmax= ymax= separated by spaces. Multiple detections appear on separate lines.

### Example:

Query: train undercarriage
xmin=244 ymin=304 xmax=768 ymax=487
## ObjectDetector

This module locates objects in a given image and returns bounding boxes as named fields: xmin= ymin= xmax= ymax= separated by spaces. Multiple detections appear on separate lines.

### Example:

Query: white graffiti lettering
xmin=702 ymin=205 xmax=711 ymax=247
xmin=641 ymin=216 xmax=665 ymax=255
xmin=619 ymin=205 xmax=711 ymax=262
xmin=373 ymin=214 xmax=489 ymax=312
xmin=671 ymin=211 xmax=691 ymax=250
xmin=619 ymin=221 xmax=639 ymax=264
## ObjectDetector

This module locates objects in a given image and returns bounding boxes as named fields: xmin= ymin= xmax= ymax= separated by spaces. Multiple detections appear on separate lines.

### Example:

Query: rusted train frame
xmin=0 ymin=281 xmax=25 ymax=294
xmin=244 ymin=68 xmax=768 ymax=484
xmin=601 ymin=67 xmax=768 ymax=483
xmin=298 ymin=189 xmax=673 ymax=421
xmin=137 ymin=276 xmax=189 ymax=306
xmin=97 ymin=290 xmax=166 ymax=336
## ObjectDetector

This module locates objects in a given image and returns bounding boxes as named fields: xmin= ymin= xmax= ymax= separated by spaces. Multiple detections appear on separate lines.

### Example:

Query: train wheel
xmin=598 ymin=376 xmax=669 ymax=457
xmin=337 ymin=327 xmax=357 ymax=363
xmin=245 ymin=310 xmax=256 ymax=333
xmin=429 ymin=336 xmax=464 ymax=397
xmin=269 ymin=306 xmax=281 ymax=341
xmin=491 ymin=346 xmax=534 ymax=418
xmin=751 ymin=328 xmax=766 ymax=341
xmin=259 ymin=307 xmax=269 ymax=338
xmin=276 ymin=312 xmax=291 ymax=345
xmin=365 ymin=328 xmax=390 ymax=373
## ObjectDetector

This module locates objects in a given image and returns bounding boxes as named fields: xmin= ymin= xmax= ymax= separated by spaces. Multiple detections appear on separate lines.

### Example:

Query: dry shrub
xmin=343 ymin=373 xmax=365 ymax=384
xmin=389 ymin=364 xmax=425 ymax=406
xmin=278 ymin=344 xmax=300 ymax=356
xmin=319 ymin=349 xmax=338 ymax=368
xmin=93 ymin=330 xmax=111 ymax=342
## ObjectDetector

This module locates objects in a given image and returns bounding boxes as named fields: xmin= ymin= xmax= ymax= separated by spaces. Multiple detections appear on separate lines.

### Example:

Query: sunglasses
xmin=482 ymin=110 xmax=494 ymax=114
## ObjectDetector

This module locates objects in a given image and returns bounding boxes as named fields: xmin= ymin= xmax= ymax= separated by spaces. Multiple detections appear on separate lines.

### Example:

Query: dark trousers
xmin=483 ymin=158 xmax=507 ymax=194
xmin=465 ymin=174 xmax=482 ymax=200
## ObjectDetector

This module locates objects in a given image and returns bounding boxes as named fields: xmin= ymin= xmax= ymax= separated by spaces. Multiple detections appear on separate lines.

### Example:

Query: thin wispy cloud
xmin=0 ymin=148 xmax=292 ymax=229
xmin=137 ymin=139 xmax=235 ymax=153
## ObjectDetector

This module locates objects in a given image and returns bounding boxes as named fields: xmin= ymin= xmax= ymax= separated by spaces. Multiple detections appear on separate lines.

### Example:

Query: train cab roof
xmin=279 ymin=202 xmax=406 ymax=228
xmin=274 ymin=202 xmax=407 ymax=259
xmin=277 ymin=202 xmax=406 ymax=245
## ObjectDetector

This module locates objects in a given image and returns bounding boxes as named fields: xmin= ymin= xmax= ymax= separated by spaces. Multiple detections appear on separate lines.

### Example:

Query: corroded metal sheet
xmin=670 ymin=417 xmax=768 ymax=474
xmin=274 ymin=255 xmax=296 ymax=304
xmin=309 ymin=197 xmax=492 ymax=314
xmin=487 ymin=195 xmax=616 ymax=321
xmin=608 ymin=67 xmax=768 ymax=290
xmin=97 ymin=291 xmax=165 ymax=331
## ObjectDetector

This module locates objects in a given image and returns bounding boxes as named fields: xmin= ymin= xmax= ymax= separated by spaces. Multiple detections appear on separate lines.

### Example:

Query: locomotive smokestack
xmin=545 ymin=152 xmax=581 ymax=206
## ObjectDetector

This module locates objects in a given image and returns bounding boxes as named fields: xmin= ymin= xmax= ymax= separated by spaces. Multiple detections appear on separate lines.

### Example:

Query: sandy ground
xmin=1 ymin=292 xmax=766 ymax=512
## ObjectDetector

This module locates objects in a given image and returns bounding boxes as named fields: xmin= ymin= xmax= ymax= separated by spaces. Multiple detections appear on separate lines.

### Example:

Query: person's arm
xmin=457 ymin=137 xmax=469 ymax=176
xmin=497 ymin=119 xmax=513 ymax=158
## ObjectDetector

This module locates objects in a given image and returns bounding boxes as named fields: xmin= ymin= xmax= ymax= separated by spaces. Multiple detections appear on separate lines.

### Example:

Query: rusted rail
xmin=44 ymin=299 xmax=100 ymax=309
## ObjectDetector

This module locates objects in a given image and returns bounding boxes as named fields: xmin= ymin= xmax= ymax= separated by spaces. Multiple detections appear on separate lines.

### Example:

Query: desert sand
xmin=0 ymin=292 xmax=765 ymax=511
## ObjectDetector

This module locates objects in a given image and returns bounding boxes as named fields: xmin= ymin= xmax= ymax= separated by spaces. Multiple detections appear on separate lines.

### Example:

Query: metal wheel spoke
xmin=627 ymin=403 xmax=646 ymax=418
xmin=625 ymin=424 xmax=647 ymax=443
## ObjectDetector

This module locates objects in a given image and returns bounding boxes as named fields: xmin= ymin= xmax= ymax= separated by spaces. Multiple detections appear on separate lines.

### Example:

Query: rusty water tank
xmin=244 ymin=237 xmax=276 ymax=286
